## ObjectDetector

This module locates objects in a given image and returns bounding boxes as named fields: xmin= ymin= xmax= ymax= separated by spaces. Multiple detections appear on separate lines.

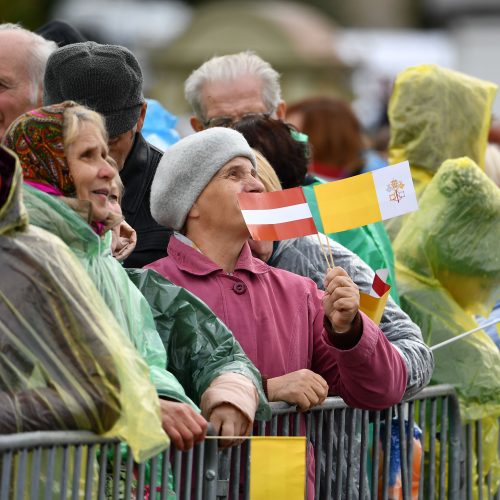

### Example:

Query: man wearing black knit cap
xmin=43 ymin=41 xmax=171 ymax=268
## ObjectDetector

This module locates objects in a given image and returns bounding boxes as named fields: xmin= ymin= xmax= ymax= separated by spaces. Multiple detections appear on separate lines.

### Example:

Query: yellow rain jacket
xmin=394 ymin=157 xmax=500 ymax=496
xmin=387 ymin=64 xmax=497 ymax=239
xmin=0 ymin=146 xmax=168 ymax=462
xmin=394 ymin=157 xmax=500 ymax=419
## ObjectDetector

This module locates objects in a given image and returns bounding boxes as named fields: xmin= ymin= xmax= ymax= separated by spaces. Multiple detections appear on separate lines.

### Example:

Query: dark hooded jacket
xmin=121 ymin=133 xmax=172 ymax=267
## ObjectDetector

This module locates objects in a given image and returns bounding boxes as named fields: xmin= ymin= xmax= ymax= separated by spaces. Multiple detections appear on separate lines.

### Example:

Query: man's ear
xmin=275 ymin=100 xmax=287 ymax=120
xmin=135 ymin=102 xmax=148 ymax=133
xmin=190 ymin=116 xmax=204 ymax=132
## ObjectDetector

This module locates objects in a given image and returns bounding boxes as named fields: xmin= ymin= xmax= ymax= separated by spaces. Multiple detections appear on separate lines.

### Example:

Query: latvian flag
xmin=238 ymin=187 xmax=318 ymax=241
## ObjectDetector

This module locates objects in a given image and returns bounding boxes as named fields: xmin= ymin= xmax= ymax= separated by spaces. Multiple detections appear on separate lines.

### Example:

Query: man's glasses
xmin=204 ymin=111 xmax=272 ymax=129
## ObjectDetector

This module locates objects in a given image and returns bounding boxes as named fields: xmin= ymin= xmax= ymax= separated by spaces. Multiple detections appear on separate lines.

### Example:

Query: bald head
xmin=0 ymin=24 xmax=56 ymax=139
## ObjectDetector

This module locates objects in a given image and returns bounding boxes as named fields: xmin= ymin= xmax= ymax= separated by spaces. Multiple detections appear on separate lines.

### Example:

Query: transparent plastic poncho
xmin=0 ymin=147 xmax=168 ymax=462
xmin=387 ymin=64 xmax=497 ymax=239
xmin=394 ymin=157 xmax=500 ymax=421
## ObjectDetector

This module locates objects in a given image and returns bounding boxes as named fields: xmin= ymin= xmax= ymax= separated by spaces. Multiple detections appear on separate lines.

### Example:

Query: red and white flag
xmin=238 ymin=187 xmax=318 ymax=240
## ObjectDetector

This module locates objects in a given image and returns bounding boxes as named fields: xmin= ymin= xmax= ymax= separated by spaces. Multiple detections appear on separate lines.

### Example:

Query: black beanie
xmin=43 ymin=41 xmax=144 ymax=137
xmin=35 ymin=20 xmax=87 ymax=47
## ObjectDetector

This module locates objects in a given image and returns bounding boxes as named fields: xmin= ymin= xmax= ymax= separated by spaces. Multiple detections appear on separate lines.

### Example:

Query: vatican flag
xmin=313 ymin=161 xmax=418 ymax=233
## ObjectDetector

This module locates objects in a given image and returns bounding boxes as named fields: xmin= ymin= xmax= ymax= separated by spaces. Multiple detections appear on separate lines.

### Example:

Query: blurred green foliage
xmin=0 ymin=0 xmax=57 ymax=30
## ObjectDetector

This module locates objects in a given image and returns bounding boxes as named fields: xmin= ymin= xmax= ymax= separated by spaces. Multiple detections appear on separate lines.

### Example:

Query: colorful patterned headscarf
xmin=2 ymin=102 xmax=78 ymax=197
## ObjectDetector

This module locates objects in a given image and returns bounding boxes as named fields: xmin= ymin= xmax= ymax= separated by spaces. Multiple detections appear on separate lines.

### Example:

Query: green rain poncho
xmin=0 ymin=146 xmax=168 ymax=462
xmin=128 ymin=269 xmax=270 ymax=418
xmin=387 ymin=64 xmax=497 ymax=240
xmin=394 ymin=157 xmax=500 ymax=418
xmin=23 ymin=184 xmax=194 ymax=407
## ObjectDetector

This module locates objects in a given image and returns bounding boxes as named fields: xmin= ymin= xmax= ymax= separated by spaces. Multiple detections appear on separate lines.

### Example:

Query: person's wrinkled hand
xmin=111 ymin=220 xmax=137 ymax=261
xmin=159 ymin=400 xmax=207 ymax=451
xmin=323 ymin=267 xmax=359 ymax=333
xmin=266 ymin=369 xmax=328 ymax=411
xmin=209 ymin=403 xmax=252 ymax=448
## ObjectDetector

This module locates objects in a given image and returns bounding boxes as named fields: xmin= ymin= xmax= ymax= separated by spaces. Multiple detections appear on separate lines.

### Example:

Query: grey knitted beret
xmin=151 ymin=128 xmax=256 ymax=231
xmin=43 ymin=41 xmax=144 ymax=137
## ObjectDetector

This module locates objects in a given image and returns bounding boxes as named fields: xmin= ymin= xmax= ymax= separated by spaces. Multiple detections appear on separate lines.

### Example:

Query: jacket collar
xmin=120 ymin=133 xmax=162 ymax=219
xmin=168 ymin=233 xmax=270 ymax=276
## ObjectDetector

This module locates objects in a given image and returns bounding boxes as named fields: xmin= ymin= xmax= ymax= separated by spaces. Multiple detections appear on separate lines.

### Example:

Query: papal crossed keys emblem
xmin=386 ymin=178 xmax=405 ymax=203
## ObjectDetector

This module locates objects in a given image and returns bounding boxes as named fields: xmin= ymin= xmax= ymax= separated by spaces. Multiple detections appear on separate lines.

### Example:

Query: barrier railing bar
xmin=417 ymin=398 xmax=426 ymax=500
xmin=111 ymin=442 xmax=121 ymax=500
xmin=446 ymin=394 xmax=461 ymax=499
xmin=230 ymin=442 xmax=240 ymax=500
xmin=397 ymin=405 xmax=410 ymax=500
xmin=428 ymin=398 xmax=438 ymax=499
xmin=477 ymin=420 xmax=484 ymax=500
xmin=149 ymin=455 xmax=159 ymax=499
xmin=466 ymin=423 xmax=474 ymax=500
xmin=359 ymin=410 xmax=369 ymax=500
xmin=371 ymin=411 xmax=381 ymax=500
xmin=324 ymin=409 xmax=334 ymax=500
xmin=0 ymin=451 xmax=12 ymax=500
xmin=123 ymin=443 xmax=134 ymax=499
xmin=30 ymin=446 xmax=42 ymax=499
xmin=44 ymin=446 xmax=56 ymax=500
xmin=314 ymin=410 xmax=323 ymax=499
xmin=160 ymin=448 xmax=170 ymax=500
xmin=407 ymin=400 xmax=416 ymax=500
xmin=381 ymin=407 xmax=393 ymax=500
xmin=194 ymin=440 xmax=204 ymax=500
xmin=60 ymin=445 xmax=69 ymax=500
xmin=97 ymin=442 xmax=109 ymax=499
xmin=439 ymin=397 xmax=449 ymax=500
xmin=15 ymin=448 xmax=26 ymax=500
xmin=84 ymin=443 xmax=95 ymax=500
xmin=345 ymin=409 xmax=357 ymax=500
xmin=335 ymin=409 xmax=346 ymax=500
xmin=70 ymin=444 xmax=82 ymax=500
xmin=183 ymin=448 xmax=194 ymax=500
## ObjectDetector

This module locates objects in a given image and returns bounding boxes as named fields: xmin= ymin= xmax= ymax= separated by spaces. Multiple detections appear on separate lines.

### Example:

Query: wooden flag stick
xmin=430 ymin=318 xmax=500 ymax=351
xmin=316 ymin=233 xmax=333 ymax=269
xmin=325 ymin=234 xmax=335 ymax=268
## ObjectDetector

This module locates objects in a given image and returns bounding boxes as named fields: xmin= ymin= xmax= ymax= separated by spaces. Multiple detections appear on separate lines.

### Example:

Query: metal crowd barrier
xmin=0 ymin=384 xmax=498 ymax=499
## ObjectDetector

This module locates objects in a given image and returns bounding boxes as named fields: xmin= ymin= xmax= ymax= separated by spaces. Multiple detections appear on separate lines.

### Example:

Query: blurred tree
xmin=183 ymin=0 xmax=423 ymax=28
xmin=0 ymin=0 xmax=57 ymax=30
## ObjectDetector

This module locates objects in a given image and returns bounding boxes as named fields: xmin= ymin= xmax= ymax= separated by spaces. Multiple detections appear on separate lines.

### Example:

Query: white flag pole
xmin=430 ymin=318 xmax=500 ymax=351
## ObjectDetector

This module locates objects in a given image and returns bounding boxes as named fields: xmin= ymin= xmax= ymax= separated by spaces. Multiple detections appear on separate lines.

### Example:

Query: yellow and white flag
xmin=313 ymin=161 xmax=418 ymax=233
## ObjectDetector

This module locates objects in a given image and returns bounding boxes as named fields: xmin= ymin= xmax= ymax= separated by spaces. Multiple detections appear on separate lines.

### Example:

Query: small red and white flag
xmin=369 ymin=269 xmax=391 ymax=298
xmin=359 ymin=268 xmax=392 ymax=325
xmin=238 ymin=187 xmax=318 ymax=241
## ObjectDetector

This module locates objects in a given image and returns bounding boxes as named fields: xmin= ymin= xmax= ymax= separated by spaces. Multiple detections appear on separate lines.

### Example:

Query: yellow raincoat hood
xmin=386 ymin=65 xmax=497 ymax=240
xmin=389 ymin=65 xmax=496 ymax=185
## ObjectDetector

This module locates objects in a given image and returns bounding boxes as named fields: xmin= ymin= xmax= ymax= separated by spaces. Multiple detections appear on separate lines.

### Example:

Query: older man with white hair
xmin=0 ymin=24 xmax=56 ymax=140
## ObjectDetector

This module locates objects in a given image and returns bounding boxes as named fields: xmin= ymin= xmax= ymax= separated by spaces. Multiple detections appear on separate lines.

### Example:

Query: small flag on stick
xmin=249 ymin=436 xmax=306 ymax=500
xmin=238 ymin=187 xmax=317 ymax=240
xmin=359 ymin=269 xmax=391 ymax=325
xmin=313 ymin=161 xmax=418 ymax=233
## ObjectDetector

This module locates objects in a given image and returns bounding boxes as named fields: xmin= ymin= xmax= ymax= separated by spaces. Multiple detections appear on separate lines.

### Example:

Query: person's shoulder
xmin=144 ymin=137 xmax=164 ymax=165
